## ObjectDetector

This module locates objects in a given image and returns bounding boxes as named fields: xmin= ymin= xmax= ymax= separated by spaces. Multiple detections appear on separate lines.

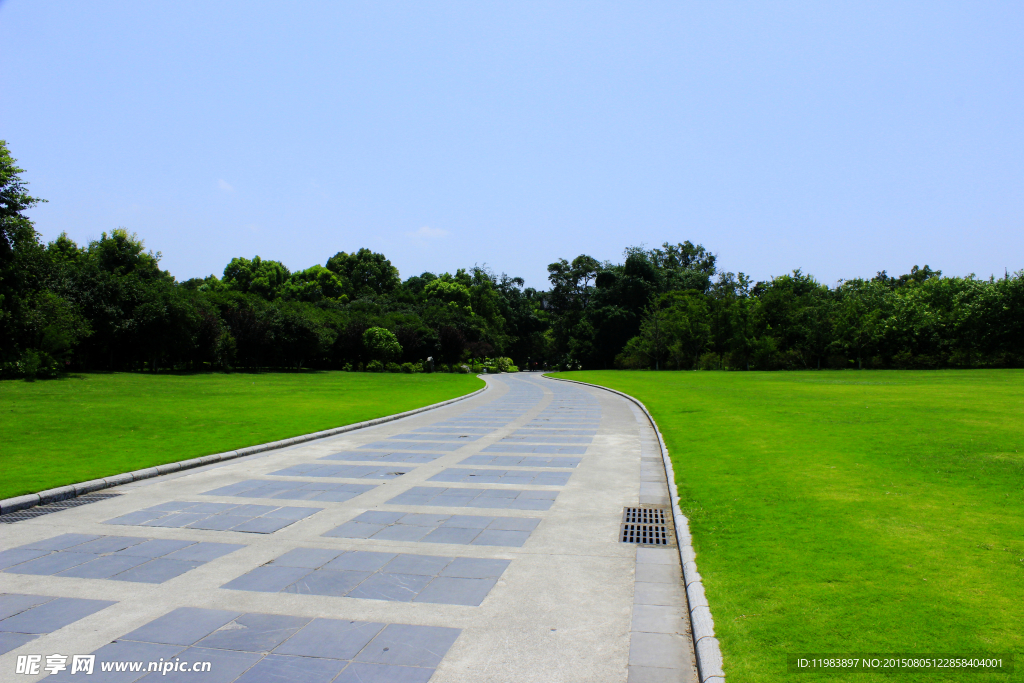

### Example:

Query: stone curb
xmin=545 ymin=374 xmax=726 ymax=683
xmin=0 ymin=383 xmax=489 ymax=516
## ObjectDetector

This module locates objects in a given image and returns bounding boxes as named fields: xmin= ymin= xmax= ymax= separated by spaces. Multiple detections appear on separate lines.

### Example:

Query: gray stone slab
xmin=471 ymin=530 xmax=531 ymax=547
xmin=355 ymin=623 xmax=461 ymax=667
xmin=335 ymin=663 xmax=434 ymax=683
xmin=273 ymin=618 xmax=385 ymax=659
xmin=324 ymin=551 xmax=398 ymax=572
xmin=284 ymin=569 xmax=371 ymax=596
xmin=346 ymin=573 xmax=432 ymax=602
xmin=635 ymin=563 xmax=682 ymax=584
xmin=0 ymin=548 xmax=51 ymax=570
xmin=20 ymin=533 xmax=99 ymax=551
xmin=145 ymin=646 xmax=261 ymax=683
xmin=627 ymin=665 xmax=683 ymax=682
xmin=270 ymin=547 xmax=343 ymax=568
xmin=371 ymin=524 xmax=432 ymax=542
xmin=115 ymin=539 xmax=195 ymax=558
xmin=440 ymin=558 xmax=510 ymax=579
xmin=47 ymin=641 xmax=184 ymax=683
xmin=120 ymin=607 xmax=240 ymax=645
xmin=420 ymin=527 xmax=480 ymax=545
xmin=56 ymin=554 xmax=150 ymax=579
xmin=382 ymin=554 xmax=453 ymax=576
xmin=360 ymin=441 xmax=463 ymax=451
xmin=628 ymin=631 xmax=689 ymax=670
xmin=234 ymin=654 xmax=346 ymax=683
xmin=222 ymin=566 xmax=313 ymax=593
xmin=415 ymin=577 xmax=497 ymax=606
xmin=0 ymin=597 xmax=114 ymax=634
xmin=229 ymin=516 xmax=295 ymax=533
xmin=633 ymin=581 xmax=685 ymax=607
xmin=72 ymin=536 xmax=149 ymax=554
xmin=5 ymin=551 xmax=99 ymax=575
xmin=0 ymin=631 xmax=38 ymax=655
xmin=185 ymin=514 xmax=253 ymax=531
xmin=162 ymin=542 xmax=243 ymax=562
xmin=631 ymin=604 xmax=685 ymax=634
xmin=114 ymin=559 xmax=201 ymax=583
xmin=196 ymin=613 xmax=310 ymax=652
xmin=141 ymin=512 xmax=209 ymax=528
xmin=0 ymin=593 xmax=52 ymax=621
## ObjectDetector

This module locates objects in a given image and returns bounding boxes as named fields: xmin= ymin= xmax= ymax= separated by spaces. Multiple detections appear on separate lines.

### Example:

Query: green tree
xmin=363 ymin=326 xmax=402 ymax=363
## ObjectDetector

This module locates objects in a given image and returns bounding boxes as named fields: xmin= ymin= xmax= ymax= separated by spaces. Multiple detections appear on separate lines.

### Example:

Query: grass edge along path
xmin=550 ymin=369 xmax=1024 ymax=683
xmin=0 ymin=372 xmax=483 ymax=500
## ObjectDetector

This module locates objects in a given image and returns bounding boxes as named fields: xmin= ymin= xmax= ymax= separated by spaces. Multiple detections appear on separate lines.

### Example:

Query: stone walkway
xmin=0 ymin=374 xmax=697 ymax=682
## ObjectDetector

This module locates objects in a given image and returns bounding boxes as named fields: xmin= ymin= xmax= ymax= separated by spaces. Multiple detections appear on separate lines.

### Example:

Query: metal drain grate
xmin=620 ymin=505 xmax=676 ymax=546
xmin=0 ymin=493 xmax=122 ymax=523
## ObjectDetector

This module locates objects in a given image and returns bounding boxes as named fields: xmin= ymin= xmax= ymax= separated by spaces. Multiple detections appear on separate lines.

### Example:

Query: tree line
xmin=2 ymin=141 xmax=1021 ymax=378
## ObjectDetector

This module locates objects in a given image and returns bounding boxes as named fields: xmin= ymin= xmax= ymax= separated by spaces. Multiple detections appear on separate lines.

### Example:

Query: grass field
xmin=0 ymin=372 xmax=483 ymax=500
xmin=552 ymin=370 xmax=1024 ymax=682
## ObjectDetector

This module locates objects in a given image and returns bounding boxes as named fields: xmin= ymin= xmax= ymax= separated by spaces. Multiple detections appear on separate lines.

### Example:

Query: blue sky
xmin=2 ymin=1 xmax=1021 ymax=288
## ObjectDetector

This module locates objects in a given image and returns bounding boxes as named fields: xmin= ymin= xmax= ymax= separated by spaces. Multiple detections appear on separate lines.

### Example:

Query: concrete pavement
xmin=0 ymin=373 xmax=697 ymax=682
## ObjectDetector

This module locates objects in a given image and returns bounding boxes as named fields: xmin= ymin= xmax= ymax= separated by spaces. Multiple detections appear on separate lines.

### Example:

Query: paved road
xmin=0 ymin=374 xmax=697 ymax=682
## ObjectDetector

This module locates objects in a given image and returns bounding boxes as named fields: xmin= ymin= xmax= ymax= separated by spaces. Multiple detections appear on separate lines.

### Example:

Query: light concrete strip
xmin=546 ymin=374 xmax=725 ymax=683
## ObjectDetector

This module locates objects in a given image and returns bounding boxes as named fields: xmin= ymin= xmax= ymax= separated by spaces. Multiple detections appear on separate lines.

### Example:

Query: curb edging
xmin=0 ymin=383 xmax=489 ymax=516
xmin=544 ymin=374 xmax=726 ymax=683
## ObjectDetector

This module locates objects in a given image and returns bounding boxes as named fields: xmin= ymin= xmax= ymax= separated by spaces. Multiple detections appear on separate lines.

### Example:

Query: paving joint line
xmin=0 ymin=383 xmax=490 ymax=516
xmin=543 ymin=373 xmax=725 ymax=683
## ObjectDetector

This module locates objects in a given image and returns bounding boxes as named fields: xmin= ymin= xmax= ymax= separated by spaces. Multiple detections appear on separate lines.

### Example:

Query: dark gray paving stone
xmin=234 ymin=654 xmax=346 ymax=683
xmin=346 ymin=573 xmax=432 ymax=602
xmin=0 ymin=593 xmax=52 ymax=621
xmin=335 ymin=663 xmax=434 ymax=683
xmin=284 ymin=569 xmax=371 ymax=597
xmin=73 ymin=540 xmax=149 ymax=557
xmin=139 ymin=646 xmax=261 ymax=683
xmin=420 ymin=527 xmax=480 ymax=545
xmin=222 ymin=566 xmax=313 ymax=593
xmin=440 ymin=558 xmax=510 ymax=579
xmin=388 ymin=433 xmax=482 ymax=441
xmin=0 ymin=548 xmax=51 ymax=570
xmin=263 ymin=506 xmax=321 ymax=520
xmin=270 ymin=464 xmax=410 ymax=479
xmin=231 ymin=504 xmax=279 ymax=516
xmin=104 ymin=511 xmax=166 ymax=526
xmin=371 ymin=525 xmax=431 ymax=542
xmin=20 ymin=533 xmax=99 ymax=551
xmin=273 ymin=619 xmax=385 ymax=659
xmin=360 ymin=441 xmax=463 ymax=451
xmin=141 ymin=512 xmax=209 ymax=528
xmin=321 ymin=451 xmax=441 ymax=464
xmin=356 ymin=510 xmax=405 ymax=524
xmin=0 ymin=632 xmax=38 ymax=655
xmin=185 ymin=514 xmax=252 ymax=531
xmin=385 ymin=494 xmax=435 ymax=505
xmin=382 ymin=554 xmax=453 ymax=576
xmin=47 ymin=641 xmax=185 ymax=683
xmin=115 ymin=539 xmax=195 ymax=558
xmin=197 ymin=613 xmax=310 ymax=652
xmin=186 ymin=502 xmax=240 ymax=514
xmin=323 ymin=551 xmax=397 ymax=573
xmin=144 ymin=501 xmax=198 ymax=512
xmin=229 ymin=516 xmax=294 ymax=533
xmin=397 ymin=513 xmax=450 ymax=526
xmin=270 ymin=547 xmax=343 ymax=568
xmin=6 ymin=551 xmax=99 ymax=575
xmin=113 ymin=559 xmax=201 ymax=583
xmin=355 ymin=623 xmax=460 ymax=667
xmin=472 ymin=530 xmax=531 ymax=547
xmin=0 ymin=597 xmax=114 ymax=634
xmin=322 ymin=521 xmax=384 ymax=539
xmin=441 ymin=515 xmax=493 ymax=529
xmin=121 ymin=607 xmax=240 ymax=646
xmin=162 ymin=542 xmax=243 ymax=562
xmin=415 ymin=577 xmax=497 ymax=606
xmin=56 ymin=554 xmax=150 ymax=579
xmin=486 ymin=517 xmax=541 ymax=531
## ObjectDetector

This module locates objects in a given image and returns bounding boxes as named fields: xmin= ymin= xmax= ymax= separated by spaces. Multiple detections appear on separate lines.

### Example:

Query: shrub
xmin=400 ymin=362 xmax=422 ymax=373
xmin=342 ymin=362 xmax=353 ymax=372
xmin=366 ymin=360 xmax=383 ymax=372
xmin=385 ymin=361 xmax=402 ymax=373
xmin=363 ymin=327 xmax=402 ymax=363
xmin=508 ymin=365 xmax=519 ymax=372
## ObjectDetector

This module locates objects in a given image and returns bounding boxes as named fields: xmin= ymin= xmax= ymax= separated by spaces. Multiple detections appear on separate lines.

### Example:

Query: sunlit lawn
xmin=0 ymin=371 xmax=482 ymax=500
xmin=552 ymin=369 xmax=1024 ymax=682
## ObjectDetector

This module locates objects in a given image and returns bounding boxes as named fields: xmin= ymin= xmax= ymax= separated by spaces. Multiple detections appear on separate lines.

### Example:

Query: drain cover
xmin=0 ymin=493 xmax=122 ymax=523
xmin=620 ymin=505 xmax=675 ymax=546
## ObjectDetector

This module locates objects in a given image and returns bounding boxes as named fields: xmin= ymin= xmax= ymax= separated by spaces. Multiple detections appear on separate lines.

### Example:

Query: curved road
xmin=0 ymin=374 xmax=697 ymax=683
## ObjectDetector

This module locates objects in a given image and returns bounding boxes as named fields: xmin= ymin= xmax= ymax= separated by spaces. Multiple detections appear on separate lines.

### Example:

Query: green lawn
xmin=551 ymin=370 xmax=1024 ymax=682
xmin=0 ymin=372 xmax=482 ymax=500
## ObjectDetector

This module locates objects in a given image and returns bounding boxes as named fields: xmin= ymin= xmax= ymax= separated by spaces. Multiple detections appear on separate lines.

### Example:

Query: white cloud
xmin=218 ymin=179 xmax=234 ymax=192
xmin=408 ymin=225 xmax=450 ymax=239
